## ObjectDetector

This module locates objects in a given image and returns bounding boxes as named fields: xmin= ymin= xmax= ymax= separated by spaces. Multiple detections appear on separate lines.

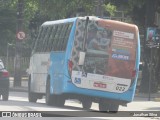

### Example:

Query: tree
xmin=112 ymin=0 xmax=160 ymax=93
xmin=139 ymin=0 xmax=160 ymax=93
xmin=27 ymin=0 xmax=118 ymax=48
xmin=1 ymin=0 xmax=160 ymax=91
xmin=0 ymin=0 xmax=40 ymax=56
xmin=0 ymin=7 xmax=16 ymax=56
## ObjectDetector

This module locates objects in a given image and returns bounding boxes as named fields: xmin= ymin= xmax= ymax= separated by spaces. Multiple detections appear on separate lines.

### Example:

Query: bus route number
xmin=116 ymin=85 xmax=126 ymax=92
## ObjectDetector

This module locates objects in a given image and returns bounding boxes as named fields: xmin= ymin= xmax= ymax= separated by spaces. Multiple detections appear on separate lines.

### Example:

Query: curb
xmin=9 ymin=87 xmax=28 ymax=92
xmin=135 ymin=92 xmax=160 ymax=101
xmin=9 ymin=77 xmax=28 ymax=92
xmin=154 ymin=98 xmax=160 ymax=102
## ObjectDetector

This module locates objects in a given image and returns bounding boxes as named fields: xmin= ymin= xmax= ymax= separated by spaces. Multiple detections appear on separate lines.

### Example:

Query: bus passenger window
xmin=47 ymin=26 xmax=54 ymax=52
xmin=56 ymin=24 xmax=63 ymax=50
xmin=36 ymin=27 xmax=46 ymax=52
xmin=63 ymin=23 xmax=73 ymax=50
xmin=43 ymin=27 xmax=52 ymax=52
xmin=40 ymin=27 xmax=48 ymax=52
xmin=34 ymin=27 xmax=43 ymax=52
xmin=54 ymin=25 xmax=61 ymax=51
xmin=51 ymin=25 xmax=58 ymax=51
xmin=60 ymin=24 xmax=68 ymax=50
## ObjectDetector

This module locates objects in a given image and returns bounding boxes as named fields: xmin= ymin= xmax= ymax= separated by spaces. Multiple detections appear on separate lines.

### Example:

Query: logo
xmin=82 ymin=72 xmax=87 ymax=77
xmin=74 ymin=78 xmax=81 ymax=84
xmin=112 ymin=48 xmax=130 ymax=55
xmin=112 ymin=53 xmax=129 ymax=61
xmin=2 ymin=112 xmax=11 ymax=117
xmin=94 ymin=82 xmax=107 ymax=88
xmin=103 ymin=76 xmax=114 ymax=80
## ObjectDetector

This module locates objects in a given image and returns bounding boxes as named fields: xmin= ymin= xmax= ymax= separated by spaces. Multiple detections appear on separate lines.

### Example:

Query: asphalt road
xmin=0 ymin=91 xmax=160 ymax=120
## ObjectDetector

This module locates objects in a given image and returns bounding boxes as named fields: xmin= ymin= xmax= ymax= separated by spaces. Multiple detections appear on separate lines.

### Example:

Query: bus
xmin=28 ymin=16 xmax=140 ymax=112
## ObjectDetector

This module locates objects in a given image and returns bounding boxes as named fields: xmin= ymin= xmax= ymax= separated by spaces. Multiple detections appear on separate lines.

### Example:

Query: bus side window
xmin=51 ymin=25 xmax=58 ymax=51
xmin=36 ymin=27 xmax=46 ymax=52
xmin=54 ymin=25 xmax=61 ymax=51
xmin=34 ymin=27 xmax=43 ymax=52
xmin=45 ymin=26 xmax=54 ymax=52
xmin=63 ymin=23 xmax=73 ymax=50
xmin=56 ymin=24 xmax=63 ymax=51
xmin=47 ymin=26 xmax=55 ymax=52
xmin=39 ymin=27 xmax=48 ymax=52
xmin=60 ymin=24 xmax=68 ymax=51
xmin=43 ymin=27 xmax=52 ymax=52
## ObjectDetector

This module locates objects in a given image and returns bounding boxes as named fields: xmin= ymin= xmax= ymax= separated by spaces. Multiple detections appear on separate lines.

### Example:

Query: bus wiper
xmin=82 ymin=16 xmax=89 ymax=51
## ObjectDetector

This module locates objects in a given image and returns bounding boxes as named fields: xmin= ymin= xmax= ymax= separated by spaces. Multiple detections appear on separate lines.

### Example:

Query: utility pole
xmin=95 ymin=0 xmax=104 ymax=17
xmin=14 ymin=0 xmax=24 ymax=87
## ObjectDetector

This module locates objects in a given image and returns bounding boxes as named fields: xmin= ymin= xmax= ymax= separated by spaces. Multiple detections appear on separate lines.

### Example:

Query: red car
xmin=0 ymin=59 xmax=9 ymax=101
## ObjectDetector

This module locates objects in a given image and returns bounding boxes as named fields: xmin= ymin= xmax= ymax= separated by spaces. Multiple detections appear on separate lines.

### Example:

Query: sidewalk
xmin=9 ymin=77 xmax=160 ymax=101
xmin=9 ymin=77 xmax=28 ymax=92
xmin=135 ymin=91 xmax=160 ymax=101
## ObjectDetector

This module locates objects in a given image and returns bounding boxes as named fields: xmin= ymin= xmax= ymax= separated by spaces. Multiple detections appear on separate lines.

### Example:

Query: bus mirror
xmin=139 ymin=62 xmax=143 ymax=71
xmin=78 ymin=52 xmax=86 ymax=65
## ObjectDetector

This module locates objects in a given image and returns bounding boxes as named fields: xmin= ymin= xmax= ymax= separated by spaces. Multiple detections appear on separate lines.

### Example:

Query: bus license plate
xmin=94 ymin=82 xmax=107 ymax=88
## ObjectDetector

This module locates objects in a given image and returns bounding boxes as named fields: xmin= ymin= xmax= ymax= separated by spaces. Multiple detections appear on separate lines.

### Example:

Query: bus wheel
xmin=53 ymin=95 xmax=65 ymax=107
xmin=45 ymin=79 xmax=53 ymax=105
xmin=28 ymin=77 xmax=38 ymax=103
xmin=99 ymin=100 xmax=110 ymax=112
xmin=109 ymin=104 xmax=119 ymax=113
xmin=81 ymin=99 xmax=92 ymax=110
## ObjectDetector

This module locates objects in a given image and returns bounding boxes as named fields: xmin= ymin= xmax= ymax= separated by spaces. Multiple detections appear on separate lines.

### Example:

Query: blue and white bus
xmin=28 ymin=16 xmax=140 ymax=112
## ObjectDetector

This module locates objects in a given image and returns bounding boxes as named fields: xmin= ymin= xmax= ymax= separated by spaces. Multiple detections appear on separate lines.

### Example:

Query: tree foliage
xmin=0 ymin=0 xmax=17 ymax=56
xmin=103 ymin=3 xmax=117 ymax=16
xmin=1 ymin=0 xmax=160 ymax=91
xmin=0 ymin=0 xmax=158 ymax=56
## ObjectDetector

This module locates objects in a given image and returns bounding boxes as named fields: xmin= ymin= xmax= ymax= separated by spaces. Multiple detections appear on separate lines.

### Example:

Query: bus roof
xmin=42 ymin=16 xmax=100 ymax=26
xmin=41 ymin=16 xmax=137 ymax=31
xmin=42 ymin=17 xmax=77 ymax=26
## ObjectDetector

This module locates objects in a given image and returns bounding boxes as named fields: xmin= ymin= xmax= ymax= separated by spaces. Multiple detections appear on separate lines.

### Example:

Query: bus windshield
xmin=73 ymin=18 xmax=136 ymax=79
xmin=84 ymin=23 xmax=112 ymax=75
xmin=74 ymin=19 xmax=112 ymax=75
xmin=86 ymin=24 xmax=112 ymax=57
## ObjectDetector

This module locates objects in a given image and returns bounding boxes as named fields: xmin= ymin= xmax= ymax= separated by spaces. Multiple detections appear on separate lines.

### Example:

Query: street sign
xmin=16 ymin=31 xmax=26 ymax=40
xmin=146 ymin=27 xmax=160 ymax=48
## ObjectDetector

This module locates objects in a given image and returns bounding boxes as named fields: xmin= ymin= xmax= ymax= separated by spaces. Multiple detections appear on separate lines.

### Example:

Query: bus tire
xmin=53 ymin=95 xmax=65 ymax=107
xmin=28 ymin=76 xmax=38 ymax=103
xmin=109 ymin=104 xmax=119 ymax=113
xmin=81 ymin=99 xmax=92 ymax=110
xmin=45 ymin=79 xmax=53 ymax=105
xmin=99 ymin=100 xmax=110 ymax=112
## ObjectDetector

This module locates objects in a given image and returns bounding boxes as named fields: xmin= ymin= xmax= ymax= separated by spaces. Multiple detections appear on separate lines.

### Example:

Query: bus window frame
xmin=34 ymin=22 xmax=74 ymax=53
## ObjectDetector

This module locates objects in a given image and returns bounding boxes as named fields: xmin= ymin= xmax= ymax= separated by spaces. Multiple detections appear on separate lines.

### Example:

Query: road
xmin=0 ymin=91 xmax=160 ymax=120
